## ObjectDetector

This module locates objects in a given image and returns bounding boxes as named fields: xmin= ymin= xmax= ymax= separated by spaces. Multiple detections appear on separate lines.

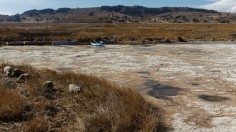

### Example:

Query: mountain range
xmin=0 ymin=5 xmax=235 ymax=23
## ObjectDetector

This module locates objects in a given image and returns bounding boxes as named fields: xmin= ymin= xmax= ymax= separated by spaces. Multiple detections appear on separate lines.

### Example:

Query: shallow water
xmin=144 ymin=80 xmax=182 ymax=99
xmin=198 ymin=95 xmax=229 ymax=102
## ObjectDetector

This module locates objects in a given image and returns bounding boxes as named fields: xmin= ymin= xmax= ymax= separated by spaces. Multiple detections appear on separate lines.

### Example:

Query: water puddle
xmin=211 ymin=70 xmax=221 ymax=73
xmin=191 ymin=83 xmax=200 ymax=86
xmin=59 ymin=53 xmax=68 ymax=56
xmin=137 ymin=71 xmax=150 ymax=78
xmin=182 ymin=49 xmax=203 ymax=55
xmin=56 ymin=67 xmax=72 ymax=72
xmin=140 ymin=44 xmax=152 ymax=47
xmin=76 ymin=54 xmax=90 ymax=57
xmin=198 ymin=95 xmax=229 ymax=102
xmin=144 ymin=80 xmax=182 ymax=99
xmin=137 ymin=47 xmax=152 ymax=51
xmin=136 ymin=45 xmax=152 ymax=51
xmin=137 ymin=71 xmax=150 ymax=75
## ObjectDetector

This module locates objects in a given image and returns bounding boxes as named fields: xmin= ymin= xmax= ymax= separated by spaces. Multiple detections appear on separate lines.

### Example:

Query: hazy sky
xmin=0 ymin=0 xmax=236 ymax=15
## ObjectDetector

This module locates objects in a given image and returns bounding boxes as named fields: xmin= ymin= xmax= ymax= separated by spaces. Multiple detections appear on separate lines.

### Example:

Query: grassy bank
xmin=0 ymin=23 xmax=236 ymax=44
xmin=0 ymin=64 xmax=168 ymax=131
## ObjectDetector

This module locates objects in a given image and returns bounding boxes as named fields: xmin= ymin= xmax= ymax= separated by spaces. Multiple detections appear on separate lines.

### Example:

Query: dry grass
xmin=184 ymin=109 xmax=212 ymax=128
xmin=23 ymin=118 xmax=49 ymax=132
xmin=0 ymin=64 xmax=168 ymax=131
xmin=0 ymin=89 xmax=25 ymax=122
xmin=1 ymin=23 xmax=236 ymax=44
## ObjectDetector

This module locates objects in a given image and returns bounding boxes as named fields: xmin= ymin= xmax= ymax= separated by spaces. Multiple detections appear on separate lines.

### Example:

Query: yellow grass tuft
xmin=184 ymin=109 xmax=212 ymax=128
xmin=0 ymin=89 xmax=24 ymax=122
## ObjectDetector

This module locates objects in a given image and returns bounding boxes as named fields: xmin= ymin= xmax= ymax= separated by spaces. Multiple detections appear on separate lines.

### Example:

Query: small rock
xmin=17 ymin=73 xmax=30 ymax=81
xmin=13 ymin=68 xmax=25 ymax=77
xmin=69 ymin=84 xmax=80 ymax=93
xmin=43 ymin=81 xmax=54 ymax=92
xmin=3 ymin=66 xmax=12 ymax=77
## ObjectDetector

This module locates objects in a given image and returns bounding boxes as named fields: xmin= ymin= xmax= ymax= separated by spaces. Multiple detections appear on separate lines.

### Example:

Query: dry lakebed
xmin=1 ymin=42 xmax=236 ymax=132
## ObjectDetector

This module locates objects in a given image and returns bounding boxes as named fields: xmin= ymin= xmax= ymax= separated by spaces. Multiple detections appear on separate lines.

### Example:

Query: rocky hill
xmin=0 ymin=5 xmax=235 ymax=23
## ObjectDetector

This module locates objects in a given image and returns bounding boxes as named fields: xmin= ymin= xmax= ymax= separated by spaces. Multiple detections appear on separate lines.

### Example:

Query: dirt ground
xmin=1 ymin=43 xmax=236 ymax=131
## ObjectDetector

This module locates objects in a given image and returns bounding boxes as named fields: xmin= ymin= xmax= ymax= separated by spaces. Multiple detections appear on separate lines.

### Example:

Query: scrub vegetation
xmin=1 ymin=23 xmax=236 ymax=44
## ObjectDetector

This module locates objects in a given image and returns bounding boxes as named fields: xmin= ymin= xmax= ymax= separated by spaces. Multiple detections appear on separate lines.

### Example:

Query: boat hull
xmin=90 ymin=42 xmax=104 ymax=46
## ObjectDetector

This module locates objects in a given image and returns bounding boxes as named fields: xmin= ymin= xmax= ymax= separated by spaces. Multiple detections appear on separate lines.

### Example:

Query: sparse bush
xmin=88 ymin=12 xmax=95 ymax=16
xmin=164 ymin=38 xmax=172 ymax=43
xmin=193 ymin=18 xmax=199 ymax=22
xmin=177 ymin=36 xmax=187 ymax=42
xmin=184 ymin=109 xmax=212 ymax=128
xmin=220 ymin=19 xmax=230 ymax=23
xmin=95 ymin=37 xmax=102 ymax=42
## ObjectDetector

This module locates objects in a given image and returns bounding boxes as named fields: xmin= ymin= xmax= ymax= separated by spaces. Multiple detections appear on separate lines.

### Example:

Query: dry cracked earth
xmin=0 ymin=42 xmax=236 ymax=131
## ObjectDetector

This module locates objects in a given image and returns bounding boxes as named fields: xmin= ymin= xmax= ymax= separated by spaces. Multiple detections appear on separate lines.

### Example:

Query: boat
xmin=90 ymin=41 xmax=104 ymax=46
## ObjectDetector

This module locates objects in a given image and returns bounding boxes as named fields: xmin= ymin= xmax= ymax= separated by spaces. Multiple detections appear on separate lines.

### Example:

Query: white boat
xmin=90 ymin=42 xmax=104 ymax=46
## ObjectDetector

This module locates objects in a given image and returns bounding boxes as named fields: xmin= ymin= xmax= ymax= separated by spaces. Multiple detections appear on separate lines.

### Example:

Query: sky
xmin=0 ymin=0 xmax=236 ymax=15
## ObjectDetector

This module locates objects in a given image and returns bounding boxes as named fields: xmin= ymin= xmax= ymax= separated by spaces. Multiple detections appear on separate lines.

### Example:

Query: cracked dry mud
xmin=1 ymin=43 xmax=236 ymax=131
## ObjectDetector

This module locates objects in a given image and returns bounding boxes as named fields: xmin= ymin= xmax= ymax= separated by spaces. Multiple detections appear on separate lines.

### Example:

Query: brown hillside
xmin=0 ymin=6 xmax=236 ymax=23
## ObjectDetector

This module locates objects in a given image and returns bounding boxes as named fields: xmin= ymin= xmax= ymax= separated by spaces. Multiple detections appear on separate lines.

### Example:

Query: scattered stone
xmin=13 ymin=68 xmax=25 ymax=77
xmin=43 ymin=81 xmax=54 ymax=93
xmin=3 ymin=66 xmax=12 ymax=77
xmin=17 ymin=73 xmax=30 ymax=81
xmin=69 ymin=84 xmax=81 ymax=93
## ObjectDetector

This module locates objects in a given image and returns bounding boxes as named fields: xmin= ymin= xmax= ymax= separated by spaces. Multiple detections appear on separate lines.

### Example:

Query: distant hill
xmin=0 ymin=5 xmax=235 ymax=23
xmin=101 ymin=6 xmax=218 ymax=16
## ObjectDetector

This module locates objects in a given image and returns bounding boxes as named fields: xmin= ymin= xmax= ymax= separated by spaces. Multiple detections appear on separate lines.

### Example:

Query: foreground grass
xmin=0 ymin=64 xmax=168 ymax=131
